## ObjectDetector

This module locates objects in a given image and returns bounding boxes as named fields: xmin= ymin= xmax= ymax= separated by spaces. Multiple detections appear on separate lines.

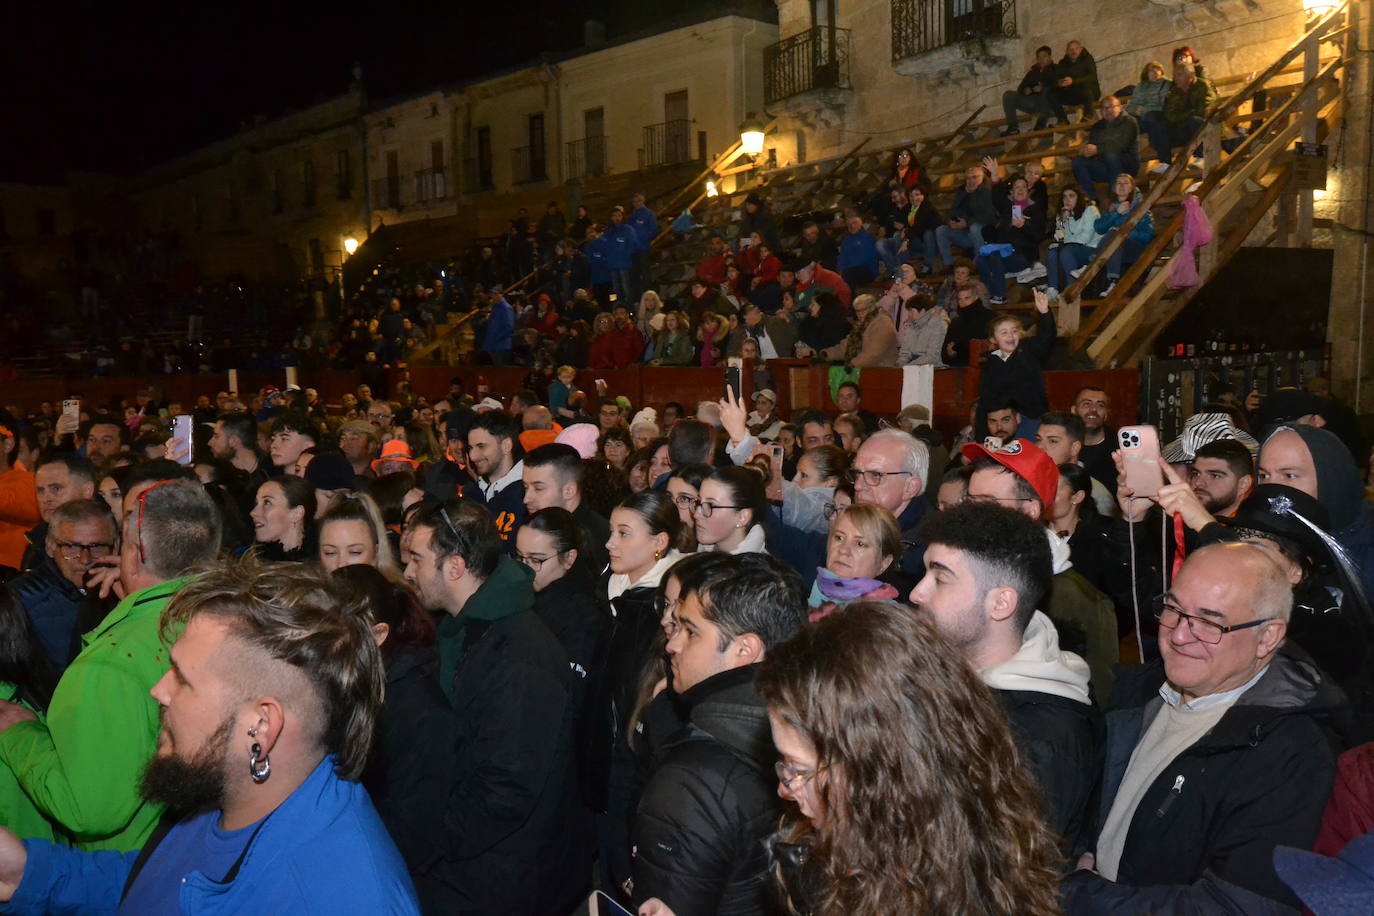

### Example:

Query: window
xmin=336 ymin=150 xmax=351 ymax=200
xmin=529 ymin=113 xmax=546 ymax=180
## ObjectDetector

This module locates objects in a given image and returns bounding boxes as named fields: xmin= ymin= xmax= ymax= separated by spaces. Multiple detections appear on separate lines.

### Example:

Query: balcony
xmin=639 ymin=119 xmax=695 ymax=169
xmin=566 ymin=136 xmax=609 ymax=179
xmin=371 ymin=176 xmax=402 ymax=211
xmin=512 ymin=146 xmax=549 ymax=184
xmin=463 ymin=157 xmax=494 ymax=193
xmin=892 ymin=0 xmax=1016 ymax=64
xmin=414 ymin=168 xmax=448 ymax=203
xmin=764 ymin=26 xmax=852 ymax=105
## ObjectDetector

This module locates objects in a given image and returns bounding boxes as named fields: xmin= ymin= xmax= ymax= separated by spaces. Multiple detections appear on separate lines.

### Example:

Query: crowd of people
xmin=0 ymin=309 xmax=1370 ymax=914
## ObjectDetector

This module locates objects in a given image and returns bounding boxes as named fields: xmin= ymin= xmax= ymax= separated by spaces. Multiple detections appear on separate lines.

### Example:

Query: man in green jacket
xmin=0 ymin=478 xmax=221 ymax=851
xmin=1145 ymin=50 xmax=1219 ymax=170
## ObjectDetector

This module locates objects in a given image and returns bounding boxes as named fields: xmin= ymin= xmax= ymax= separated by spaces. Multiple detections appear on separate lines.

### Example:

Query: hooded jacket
xmin=983 ymin=611 xmax=1101 ymax=847
xmin=631 ymin=665 xmax=781 ymax=916
xmin=1065 ymin=648 xmax=1343 ymax=915
xmin=1043 ymin=528 xmax=1119 ymax=707
xmin=423 ymin=556 xmax=580 ymax=914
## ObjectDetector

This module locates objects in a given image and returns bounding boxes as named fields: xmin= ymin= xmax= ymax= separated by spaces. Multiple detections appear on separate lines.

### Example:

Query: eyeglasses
xmin=54 ymin=540 xmax=114 ymax=561
xmin=844 ymin=468 xmax=913 ymax=487
xmin=514 ymin=550 xmax=565 ymax=570
xmin=1153 ymin=598 xmax=1275 ymax=645
xmin=668 ymin=492 xmax=697 ymax=509
xmin=774 ymin=760 xmax=824 ymax=792
xmin=692 ymin=499 xmax=743 ymax=518
xmin=822 ymin=502 xmax=844 ymax=521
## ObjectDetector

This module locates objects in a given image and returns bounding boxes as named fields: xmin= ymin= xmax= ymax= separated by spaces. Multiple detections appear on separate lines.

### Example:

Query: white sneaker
xmin=1104 ymin=280 xmax=1118 ymax=296
xmin=1069 ymin=266 xmax=1086 ymax=279
xmin=1150 ymin=162 xmax=1171 ymax=175
xmin=1039 ymin=285 xmax=1061 ymax=302
xmin=1020 ymin=262 xmax=1047 ymax=283
xmin=1184 ymin=180 xmax=1201 ymax=194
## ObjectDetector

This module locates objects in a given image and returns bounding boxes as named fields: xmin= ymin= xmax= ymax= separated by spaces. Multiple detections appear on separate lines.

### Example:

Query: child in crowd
xmin=547 ymin=364 xmax=577 ymax=418
xmin=976 ymin=288 xmax=1057 ymax=437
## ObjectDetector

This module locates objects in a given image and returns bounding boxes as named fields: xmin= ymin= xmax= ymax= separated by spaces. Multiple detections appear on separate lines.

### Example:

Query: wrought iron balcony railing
xmin=764 ymin=25 xmax=852 ymax=105
xmin=892 ymin=0 xmax=1016 ymax=62
xmin=566 ymin=136 xmax=609 ymax=179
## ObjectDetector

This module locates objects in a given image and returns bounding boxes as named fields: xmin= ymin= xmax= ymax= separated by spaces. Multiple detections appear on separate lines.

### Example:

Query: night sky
xmin=2 ymin=0 xmax=718 ymax=183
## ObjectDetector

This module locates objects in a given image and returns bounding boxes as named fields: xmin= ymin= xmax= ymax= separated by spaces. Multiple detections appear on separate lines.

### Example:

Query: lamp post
xmin=739 ymin=115 xmax=766 ymax=157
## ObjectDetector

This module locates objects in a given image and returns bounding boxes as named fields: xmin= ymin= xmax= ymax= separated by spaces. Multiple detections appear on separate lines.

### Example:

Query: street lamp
xmin=343 ymin=236 xmax=359 ymax=256
xmin=1302 ymin=0 xmax=1337 ymax=14
xmin=739 ymin=115 xmax=766 ymax=156
xmin=705 ymin=180 xmax=720 ymax=198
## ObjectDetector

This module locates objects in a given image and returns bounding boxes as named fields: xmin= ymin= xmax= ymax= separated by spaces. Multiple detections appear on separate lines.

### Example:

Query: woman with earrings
xmin=692 ymin=466 xmax=769 ymax=555
xmin=249 ymin=476 xmax=316 ymax=562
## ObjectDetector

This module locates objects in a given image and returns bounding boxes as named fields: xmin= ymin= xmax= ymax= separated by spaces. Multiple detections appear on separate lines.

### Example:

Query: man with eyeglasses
xmin=848 ymin=429 xmax=931 ymax=576
xmin=0 ymin=479 xmax=221 ymax=853
xmin=365 ymin=400 xmax=394 ymax=432
xmin=7 ymin=499 xmax=118 ymax=672
xmin=1072 ymin=95 xmax=1140 ymax=199
xmin=1066 ymin=542 xmax=1340 ymax=914
xmin=632 ymin=552 xmax=807 ymax=916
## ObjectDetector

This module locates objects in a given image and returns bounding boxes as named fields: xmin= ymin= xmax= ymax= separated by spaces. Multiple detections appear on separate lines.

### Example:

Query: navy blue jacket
xmin=7 ymin=559 xmax=87 ymax=671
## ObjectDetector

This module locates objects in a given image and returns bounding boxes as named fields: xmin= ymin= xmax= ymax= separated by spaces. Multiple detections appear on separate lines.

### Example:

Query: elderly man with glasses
xmin=1065 ymin=541 xmax=1341 ymax=915
xmin=1071 ymin=95 xmax=1140 ymax=199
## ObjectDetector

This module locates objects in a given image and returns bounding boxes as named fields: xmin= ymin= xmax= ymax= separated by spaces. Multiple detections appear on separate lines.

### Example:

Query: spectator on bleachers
xmin=570 ymin=204 xmax=592 ymax=241
xmin=686 ymin=278 xmax=736 ymax=326
xmin=739 ymin=193 xmax=778 ymax=251
xmin=553 ymin=320 xmax=591 ymax=369
xmin=697 ymin=311 xmax=730 ymax=367
xmin=604 ymin=207 xmax=639 ymax=304
xmin=1093 ymin=174 xmax=1156 ymax=295
xmin=1045 ymin=185 xmax=1104 ymax=297
xmin=629 ymin=192 xmax=657 ymax=295
xmin=553 ymin=238 xmax=590 ymax=306
xmin=887 ymin=147 xmax=931 ymax=194
xmin=935 ymin=166 xmax=997 ymax=272
xmin=1126 ymin=60 xmax=1172 ymax=121
xmin=694 ymin=234 xmax=729 ymax=287
xmin=1001 ymin=45 xmax=1060 ymax=136
xmin=728 ymin=303 xmax=795 ymax=361
xmin=791 ymin=254 xmax=851 ymax=309
xmin=820 ymin=294 xmax=897 ymax=368
xmin=934 ymin=257 xmax=990 ymax=317
xmin=748 ymin=241 xmax=783 ymax=312
xmin=878 ymin=186 xmax=942 ymax=279
xmin=943 ymin=286 xmax=995 ymax=368
xmin=1073 ymin=96 xmax=1141 ymax=200
xmin=978 ymin=291 xmax=1056 ymax=426
xmin=976 ymin=175 xmax=1049 ymax=305
xmin=876 ymin=262 xmax=932 ymax=327
xmin=635 ymin=290 xmax=664 ymax=345
xmin=650 ymin=312 xmax=694 ymax=367
xmin=793 ymin=221 xmax=838 ymax=271
xmin=1145 ymin=47 xmax=1218 ymax=171
xmin=897 ymin=294 xmax=948 ymax=368
xmin=584 ymin=225 xmax=613 ymax=305
xmin=837 ymin=213 xmax=880 ymax=291
xmin=795 ymin=292 xmax=853 ymax=360
xmin=1051 ymin=40 xmax=1101 ymax=123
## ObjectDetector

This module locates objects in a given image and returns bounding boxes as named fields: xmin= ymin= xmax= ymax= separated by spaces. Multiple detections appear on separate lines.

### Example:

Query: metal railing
xmin=463 ymin=157 xmax=494 ymax=193
xmin=640 ymin=119 xmax=694 ymax=169
xmin=371 ymin=177 xmax=402 ymax=210
xmin=566 ymin=136 xmax=609 ymax=179
xmin=414 ymin=168 xmax=448 ymax=203
xmin=764 ymin=26 xmax=852 ymax=105
xmin=892 ymin=0 xmax=1016 ymax=62
xmin=512 ymin=146 xmax=549 ymax=184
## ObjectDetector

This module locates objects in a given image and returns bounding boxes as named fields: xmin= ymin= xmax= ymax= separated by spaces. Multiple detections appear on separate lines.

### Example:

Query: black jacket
xmin=422 ymin=457 xmax=476 ymax=502
xmin=988 ymin=188 xmax=1048 ymax=263
xmin=995 ymin=687 xmax=1101 ymax=850
xmin=364 ymin=647 xmax=456 ymax=877
xmin=1065 ymin=649 xmax=1343 ymax=914
xmin=942 ymin=300 xmax=995 ymax=367
xmin=631 ymin=666 xmax=781 ymax=916
xmin=977 ymin=309 xmax=1055 ymax=419
xmin=533 ymin=570 xmax=611 ymax=755
xmin=419 ymin=559 xmax=582 ymax=915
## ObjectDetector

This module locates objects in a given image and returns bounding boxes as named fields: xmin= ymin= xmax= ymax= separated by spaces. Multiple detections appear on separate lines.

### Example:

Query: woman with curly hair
xmin=756 ymin=601 xmax=1062 ymax=916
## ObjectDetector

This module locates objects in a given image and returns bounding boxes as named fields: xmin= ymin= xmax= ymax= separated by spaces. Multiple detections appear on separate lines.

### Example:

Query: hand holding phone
xmin=767 ymin=445 xmax=785 ymax=502
xmin=1118 ymin=425 xmax=1163 ymax=499
xmin=170 ymin=415 xmax=194 ymax=466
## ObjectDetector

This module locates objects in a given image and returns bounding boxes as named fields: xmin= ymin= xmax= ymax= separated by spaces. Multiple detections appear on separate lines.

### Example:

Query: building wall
xmin=769 ymin=0 xmax=1312 ymax=162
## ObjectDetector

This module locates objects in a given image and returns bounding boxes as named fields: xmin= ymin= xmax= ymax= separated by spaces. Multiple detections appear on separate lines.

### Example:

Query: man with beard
xmin=0 ymin=558 xmax=419 ymax=912
xmin=465 ymin=410 xmax=525 ymax=551
xmin=208 ymin=410 xmax=271 ymax=524
xmin=0 ymin=479 xmax=221 ymax=851
xmin=1187 ymin=438 xmax=1253 ymax=518
xmin=1071 ymin=386 xmax=1116 ymax=492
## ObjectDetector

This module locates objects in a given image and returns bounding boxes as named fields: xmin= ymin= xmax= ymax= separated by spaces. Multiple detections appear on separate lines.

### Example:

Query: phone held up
xmin=1118 ymin=425 xmax=1164 ymax=499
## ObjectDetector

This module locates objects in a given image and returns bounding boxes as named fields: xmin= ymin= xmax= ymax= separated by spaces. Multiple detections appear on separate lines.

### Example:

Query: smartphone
xmin=767 ymin=445 xmax=785 ymax=502
xmin=983 ymin=436 xmax=1003 ymax=450
xmin=1118 ymin=425 xmax=1164 ymax=498
xmin=1011 ymin=204 xmax=1023 ymax=221
xmin=62 ymin=399 xmax=80 ymax=421
xmin=588 ymin=890 xmax=634 ymax=916
xmin=172 ymin=414 xmax=194 ymax=467
xmin=724 ymin=366 xmax=742 ymax=401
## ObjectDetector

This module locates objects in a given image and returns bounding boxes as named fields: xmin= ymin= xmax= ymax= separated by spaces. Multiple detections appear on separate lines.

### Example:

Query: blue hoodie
xmin=482 ymin=296 xmax=514 ymax=353
xmin=837 ymin=227 xmax=880 ymax=275
xmin=628 ymin=205 xmax=658 ymax=251
xmin=603 ymin=222 xmax=639 ymax=270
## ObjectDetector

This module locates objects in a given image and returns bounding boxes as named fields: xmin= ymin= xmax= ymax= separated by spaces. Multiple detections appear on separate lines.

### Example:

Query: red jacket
xmin=695 ymin=254 xmax=727 ymax=286
xmin=1315 ymin=742 xmax=1374 ymax=856
xmin=588 ymin=324 xmax=646 ymax=368
xmin=803 ymin=265 xmax=852 ymax=307
xmin=753 ymin=254 xmax=781 ymax=286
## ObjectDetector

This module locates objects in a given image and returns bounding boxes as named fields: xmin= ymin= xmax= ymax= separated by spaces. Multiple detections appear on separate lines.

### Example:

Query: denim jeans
xmin=1142 ymin=111 xmax=1206 ymax=161
xmin=1001 ymin=90 xmax=1054 ymax=130
xmin=1106 ymin=235 xmax=1149 ymax=281
xmin=935 ymin=223 xmax=986 ymax=268
xmin=1046 ymin=243 xmax=1096 ymax=289
xmin=877 ymin=231 xmax=936 ymax=275
xmin=610 ymin=268 xmax=634 ymax=305
xmin=1072 ymin=153 xmax=1139 ymax=195
xmin=975 ymin=251 xmax=1031 ymax=300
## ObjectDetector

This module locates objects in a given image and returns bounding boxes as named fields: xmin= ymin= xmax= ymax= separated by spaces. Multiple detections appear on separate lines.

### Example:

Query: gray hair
xmin=864 ymin=428 xmax=930 ymax=491
xmin=129 ymin=479 xmax=222 ymax=578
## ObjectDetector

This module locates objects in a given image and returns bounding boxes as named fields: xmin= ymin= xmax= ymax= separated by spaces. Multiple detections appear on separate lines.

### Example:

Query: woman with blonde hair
xmin=808 ymin=503 xmax=904 ymax=619
xmin=317 ymin=492 xmax=401 ymax=580
xmin=636 ymin=290 xmax=665 ymax=341
xmin=758 ymin=601 xmax=1063 ymax=915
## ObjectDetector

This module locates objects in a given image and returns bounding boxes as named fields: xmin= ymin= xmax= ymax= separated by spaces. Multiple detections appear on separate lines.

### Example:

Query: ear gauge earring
xmin=248 ymin=728 xmax=271 ymax=783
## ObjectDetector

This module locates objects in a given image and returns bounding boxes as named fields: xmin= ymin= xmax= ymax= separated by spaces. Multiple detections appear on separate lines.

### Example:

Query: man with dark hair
xmin=1002 ymin=44 xmax=1059 ymax=135
xmin=632 ymin=552 xmax=808 ymax=916
xmin=793 ymin=410 xmax=835 ymax=450
xmin=24 ymin=454 xmax=98 ymax=572
xmin=598 ymin=397 xmax=624 ymax=434
xmin=984 ymin=399 xmax=1023 ymax=444
xmin=0 ymin=479 xmax=222 ymax=852
xmin=466 ymin=410 xmax=525 ymax=550
xmin=794 ymin=220 xmax=838 ymax=270
xmin=834 ymin=381 xmax=878 ymax=433
xmin=1189 ymin=438 xmax=1254 ymax=517
xmin=832 ymin=413 xmax=866 ymax=455
xmin=78 ymin=416 xmax=126 ymax=467
xmin=911 ymin=502 xmax=1100 ymax=844
xmin=961 ymin=439 xmax=1119 ymax=706
xmin=510 ymin=390 xmax=539 ymax=417
xmin=268 ymin=414 xmax=318 ymax=474
xmin=1071 ymin=386 xmax=1116 ymax=492
xmin=403 ymin=499 xmax=580 ymax=913
xmin=425 ymin=409 xmax=477 ymax=502
xmin=209 ymin=411 xmax=271 ymax=506
xmin=1036 ymin=410 xmax=1116 ymax=516
xmin=0 ymin=557 xmax=420 ymax=912
xmin=6 ymin=499 xmax=118 ymax=672
xmin=668 ymin=419 xmax=716 ymax=469
xmin=522 ymin=443 xmax=609 ymax=574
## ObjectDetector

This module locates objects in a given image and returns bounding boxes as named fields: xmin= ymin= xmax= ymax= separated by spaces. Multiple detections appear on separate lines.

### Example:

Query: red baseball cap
xmin=959 ymin=438 xmax=1059 ymax=508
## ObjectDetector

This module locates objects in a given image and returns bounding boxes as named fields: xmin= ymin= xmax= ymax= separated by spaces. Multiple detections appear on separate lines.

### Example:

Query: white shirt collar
xmin=1159 ymin=663 xmax=1270 ymax=712
xmin=480 ymin=459 xmax=524 ymax=498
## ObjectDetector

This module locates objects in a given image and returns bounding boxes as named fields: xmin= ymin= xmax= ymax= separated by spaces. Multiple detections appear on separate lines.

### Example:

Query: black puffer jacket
xmin=996 ymin=688 xmax=1101 ymax=851
xmin=1065 ymin=648 xmax=1344 ymax=915
xmin=631 ymin=665 xmax=781 ymax=916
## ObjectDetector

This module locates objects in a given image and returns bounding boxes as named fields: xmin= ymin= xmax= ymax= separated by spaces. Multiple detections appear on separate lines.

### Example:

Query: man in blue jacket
xmin=481 ymin=287 xmax=515 ymax=365
xmin=836 ymin=212 xmax=879 ymax=291
xmin=628 ymin=192 xmax=658 ymax=299
xmin=603 ymin=206 xmax=640 ymax=305
xmin=0 ymin=558 xmax=419 ymax=915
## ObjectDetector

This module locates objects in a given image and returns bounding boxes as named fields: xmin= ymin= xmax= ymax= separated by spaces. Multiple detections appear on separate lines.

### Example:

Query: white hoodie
xmin=980 ymin=610 xmax=1093 ymax=705
xmin=607 ymin=549 xmax=685 ymax=604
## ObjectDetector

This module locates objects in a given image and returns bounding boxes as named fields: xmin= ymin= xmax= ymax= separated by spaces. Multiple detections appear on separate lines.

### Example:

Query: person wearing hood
xmin=1065 ymin=542 xmax=1343 ymax=915
xmin=910 ymin=501 xmax=1100 ymax=848
xmin=403 ymin=498 xmax=582 ymax=914
xmin=632 ymin=552 xmax=808 ymax=916
xmin=962 ymin=438 xmax=1119 ymax=707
